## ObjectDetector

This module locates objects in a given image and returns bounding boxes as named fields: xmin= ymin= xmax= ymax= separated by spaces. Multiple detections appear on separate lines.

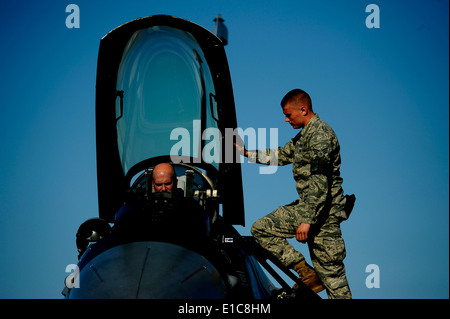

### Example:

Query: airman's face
xmin=282 ymin=102 xmax=304 ymax=129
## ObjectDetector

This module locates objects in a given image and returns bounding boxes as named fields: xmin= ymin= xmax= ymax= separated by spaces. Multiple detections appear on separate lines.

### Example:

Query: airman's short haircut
xmin=280 ymin=89 xmax=313 ymax=110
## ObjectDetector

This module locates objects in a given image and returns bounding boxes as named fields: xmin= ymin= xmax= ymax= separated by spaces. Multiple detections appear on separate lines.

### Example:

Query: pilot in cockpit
xmin=113 ymin=162 xmax=209 ymax=245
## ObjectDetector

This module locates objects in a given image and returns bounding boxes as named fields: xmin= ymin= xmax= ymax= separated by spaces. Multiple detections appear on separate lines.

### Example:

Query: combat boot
xmin=292 ymin=260 xmax=324 ymax=293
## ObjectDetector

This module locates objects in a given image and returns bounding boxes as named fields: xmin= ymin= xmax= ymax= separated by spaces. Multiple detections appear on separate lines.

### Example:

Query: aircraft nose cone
xmin=67 ymin=241 xmax=228 ymax=299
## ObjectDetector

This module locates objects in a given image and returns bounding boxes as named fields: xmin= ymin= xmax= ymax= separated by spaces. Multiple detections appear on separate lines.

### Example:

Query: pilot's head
xmin=152 ymin=163 xmax=177 ymax=193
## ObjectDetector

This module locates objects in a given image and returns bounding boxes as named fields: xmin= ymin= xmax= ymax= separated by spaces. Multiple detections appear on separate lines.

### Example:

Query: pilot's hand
xmin=296 ymin=223 xmax=310 ymax=243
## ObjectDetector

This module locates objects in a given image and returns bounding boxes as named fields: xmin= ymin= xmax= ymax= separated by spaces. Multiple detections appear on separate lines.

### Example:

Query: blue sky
xmin=0 ymin=0 xmax=448 ymax=299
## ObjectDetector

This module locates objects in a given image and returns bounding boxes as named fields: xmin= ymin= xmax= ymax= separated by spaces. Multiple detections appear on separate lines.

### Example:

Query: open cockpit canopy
xmin=116 ymin=25 xmax=219 ymax=175
xmin=95 ymin=15 xmax=244 ymax=225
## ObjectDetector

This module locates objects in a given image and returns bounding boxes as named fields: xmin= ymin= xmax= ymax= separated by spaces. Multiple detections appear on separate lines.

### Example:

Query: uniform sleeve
xmin=300 ymin=132 xmax=334 ymax=225
xmin=247 ymin=139 xmax=295 ymax=166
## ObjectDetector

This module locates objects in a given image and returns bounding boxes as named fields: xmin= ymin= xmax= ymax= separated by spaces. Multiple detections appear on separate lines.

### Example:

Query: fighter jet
xmin=62 ymin=15 xmax=320 ymax=299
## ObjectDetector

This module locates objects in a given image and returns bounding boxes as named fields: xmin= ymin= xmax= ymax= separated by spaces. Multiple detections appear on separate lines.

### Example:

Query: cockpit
xmin=95 ymin=15 xmax=245 ymax=227
xmin=107 ymin=162 xmax=217 ymax=251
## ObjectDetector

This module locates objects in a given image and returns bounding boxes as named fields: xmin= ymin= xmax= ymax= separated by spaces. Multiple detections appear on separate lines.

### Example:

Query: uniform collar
xmin=293 ymin=114 xmax=319 ymax=143
xmin=301 ymin=114 xmax=319 ymax=136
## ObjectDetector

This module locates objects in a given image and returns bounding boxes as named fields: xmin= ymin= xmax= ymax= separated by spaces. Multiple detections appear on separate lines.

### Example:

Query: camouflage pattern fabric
xmin=249 ymin=114 xmax=352 ymax=299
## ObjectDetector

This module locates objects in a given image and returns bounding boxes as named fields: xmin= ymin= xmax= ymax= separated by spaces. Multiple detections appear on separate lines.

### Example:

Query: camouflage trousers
xmin=251 ymin=200 xmax=352 ymax=299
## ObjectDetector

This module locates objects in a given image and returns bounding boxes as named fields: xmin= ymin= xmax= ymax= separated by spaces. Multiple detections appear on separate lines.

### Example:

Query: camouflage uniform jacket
xmin=248 ymin=114 xmax=347 ymax=225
